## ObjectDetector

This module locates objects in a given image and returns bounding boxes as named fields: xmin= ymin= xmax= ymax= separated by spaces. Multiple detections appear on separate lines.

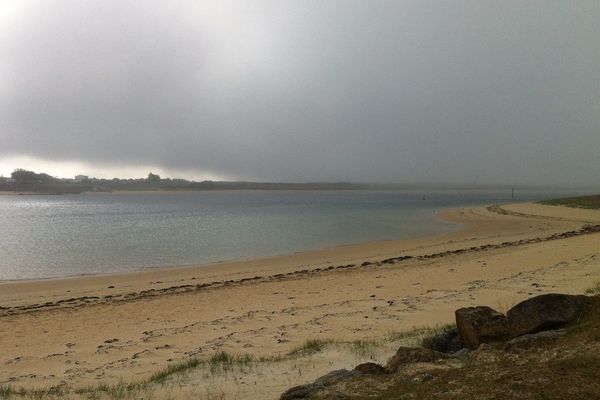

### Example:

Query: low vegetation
xmin=287 ymin=339 xmax=335 ymax=357
xmin=0 ymin=324 xmax=450 ymax=399
xmin=539 ymin=195 xmax=600 ymax=210
xmin=375 ymin=323 xmax=457 ymax=353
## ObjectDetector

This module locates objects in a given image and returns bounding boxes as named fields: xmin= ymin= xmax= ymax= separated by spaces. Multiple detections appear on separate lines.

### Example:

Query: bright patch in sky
xmin=0 ymin=155 xmax=229 ymax=181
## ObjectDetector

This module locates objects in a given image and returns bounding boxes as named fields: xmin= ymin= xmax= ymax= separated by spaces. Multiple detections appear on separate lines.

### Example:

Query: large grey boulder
xmin=386 ymin=347 xmax=450 ymax=372
xmin=506 ymin=294 xmax=587 ymax=337
xmin=455 ymin=306 xmax=508 ymax=349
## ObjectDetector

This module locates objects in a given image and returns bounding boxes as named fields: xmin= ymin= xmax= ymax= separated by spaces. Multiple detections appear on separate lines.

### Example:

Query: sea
xmin=0 ymin=189 xmax=585 ymax=281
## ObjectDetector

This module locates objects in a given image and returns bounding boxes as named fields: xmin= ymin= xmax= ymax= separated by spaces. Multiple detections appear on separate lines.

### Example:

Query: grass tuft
xmin=148 ymin=357 xmax=201 ymax=383
xmin=385 ymin=323 xmax=456 ymax=348
xmin=585 ymin=282 xmax=600 ymax=296
xmin=0 ymin=386 xmax=15 ymax=399
xmin=287 ymin=339 xmax=333 ymax=357
xmin=420 ymin=323 xmax=457 ymax=348
xmin=348 ymin=339 xmax=379 ymax=357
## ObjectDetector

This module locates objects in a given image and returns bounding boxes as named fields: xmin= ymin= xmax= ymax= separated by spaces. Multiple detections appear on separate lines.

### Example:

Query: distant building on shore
xmin=74 ymin=175 xmax=89 ymax=182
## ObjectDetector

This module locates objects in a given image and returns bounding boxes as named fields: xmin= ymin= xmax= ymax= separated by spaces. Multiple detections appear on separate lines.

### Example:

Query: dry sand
xmin=1 ymin=202 xmax=599 ymax=398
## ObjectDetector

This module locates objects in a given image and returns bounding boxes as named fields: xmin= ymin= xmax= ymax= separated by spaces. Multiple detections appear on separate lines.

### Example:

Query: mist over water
xmin=0 ymin=190 xmax=585 ymax=280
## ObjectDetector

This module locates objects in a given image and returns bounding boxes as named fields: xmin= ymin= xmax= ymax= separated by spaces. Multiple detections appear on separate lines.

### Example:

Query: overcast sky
xmin=1 ymin=1 xmax=599 ymax=185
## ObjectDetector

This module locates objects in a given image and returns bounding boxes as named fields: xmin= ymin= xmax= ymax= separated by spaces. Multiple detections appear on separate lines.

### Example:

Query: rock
xmin=280 ymin=384 xmax=317 ymax=400
xmin=314 ymin=369 xmax=361 ymax=385
xmin=422 ymin=327 xmax=463 ymax=353
xmin=455 ymin=306 xmax=509 ymax=349
xmin=280 ymin=370 xmax=361 ymax=399
xmin=506 ymin=294 xmax=587 ymax=337
xmin=353 ymin=362 xmax=389 ymax=375
xmin=504 ymin=329 xmax=566 ymax=351
xmin=451 ymin=348 xmax=471 ymax=360
xmin=386 ymin=347 xmax=450 ymax=371
xmin=470 ymin=343 xmax=500 ymax=363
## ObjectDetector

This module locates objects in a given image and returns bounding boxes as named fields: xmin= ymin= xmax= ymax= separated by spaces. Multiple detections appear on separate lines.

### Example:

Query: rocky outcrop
xmin=280 ymin=384 xmax=316 ymax=400
xmin=280 ymin=293 xmax=597 ymax=399
xmin=353 ymin=362 xmax=389 ymax=375
xmin=386 ymin=347 xmax=450 ymax=372
xmin=506 ymin=293 xmax=587 ymax=337
xmin=279 ymin=369 xmax=361 ymax=400
xmin=455 ymin=306 xmax=509 ymax=349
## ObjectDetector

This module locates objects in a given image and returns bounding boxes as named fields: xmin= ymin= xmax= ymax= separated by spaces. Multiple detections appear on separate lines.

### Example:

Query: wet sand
xmin=1 ymin=202 xmax=599 ymax=394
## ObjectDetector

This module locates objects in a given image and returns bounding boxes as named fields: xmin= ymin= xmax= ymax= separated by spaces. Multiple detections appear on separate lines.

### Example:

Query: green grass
xmin=420 ymin=323 xmax=456 ymax=348
xmin=348 ymin=339 xmax=381 ymax=357
xmin=147 ymin=351 xmax=260 ymax=384
xmin=285 ymin=325 xmax=457 ymax=359
xmin=147 ymin=357 xmax=201 ymax=383
xmin=287 ymin=338 xmax=334 ymax=357
xmin=384 ymin=323 xmax=456 ymax=348
xmin=0 ymin=385 xmax=67 ymax=400
xmin=0 ymin=387 xmax=17 ymax=399
xmin=538 ymin=195 xmax=600 ymax=210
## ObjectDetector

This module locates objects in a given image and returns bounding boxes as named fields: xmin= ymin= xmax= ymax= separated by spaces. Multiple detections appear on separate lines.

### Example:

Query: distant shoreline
xmin=1 ymin=187 xmax=597 ymax=197
xmin=2 ymin=173 xmax=596 ymax=196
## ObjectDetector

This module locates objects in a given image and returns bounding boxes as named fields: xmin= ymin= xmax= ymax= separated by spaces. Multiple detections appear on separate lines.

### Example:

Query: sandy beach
xmin=1 ymin=202 xmax=600 ymax=398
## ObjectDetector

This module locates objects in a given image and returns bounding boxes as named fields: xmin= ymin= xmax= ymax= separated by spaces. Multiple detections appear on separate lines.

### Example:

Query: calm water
xmin=0 ymin=190 xmax=577 ymax=280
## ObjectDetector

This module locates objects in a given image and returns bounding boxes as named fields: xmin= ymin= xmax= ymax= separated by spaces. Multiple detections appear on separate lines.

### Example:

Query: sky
xmin=0 ymin=1 xmax=599 ymax=185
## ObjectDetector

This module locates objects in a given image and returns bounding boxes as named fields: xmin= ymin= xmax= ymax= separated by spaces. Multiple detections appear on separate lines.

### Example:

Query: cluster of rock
xmin=454 ymin=293 xmax=587 ymax=350
xmin=279 ymin=293 xmax=589 ymax=400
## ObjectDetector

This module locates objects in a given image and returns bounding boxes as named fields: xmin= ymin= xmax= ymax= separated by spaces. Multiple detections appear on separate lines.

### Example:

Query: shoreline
xmin=0 ymin=202 xmax=596 ymax=307
xmin=0 ymin=204 xmax=482 ymax=309
xmin=2 ymin=204 xmax=599 ymax=317
xmin=0 ymin=207 xmax=462 ymax=285
xmin=1 ymin=201 xmax=600 ymax=396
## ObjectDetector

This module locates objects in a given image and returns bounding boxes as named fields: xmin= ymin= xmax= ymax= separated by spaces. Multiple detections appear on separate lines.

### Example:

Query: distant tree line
xmin=3 ymin=168 xmax=515 ymax=194
xmin=11 ymin=168 xmax=58 ymax=184
xmin=0 ymin=168 xmax=368 ymax=194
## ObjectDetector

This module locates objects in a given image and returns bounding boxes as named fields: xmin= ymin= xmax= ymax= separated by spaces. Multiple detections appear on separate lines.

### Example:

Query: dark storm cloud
xmin=1 ymin=1 xmax=599 ymax=185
